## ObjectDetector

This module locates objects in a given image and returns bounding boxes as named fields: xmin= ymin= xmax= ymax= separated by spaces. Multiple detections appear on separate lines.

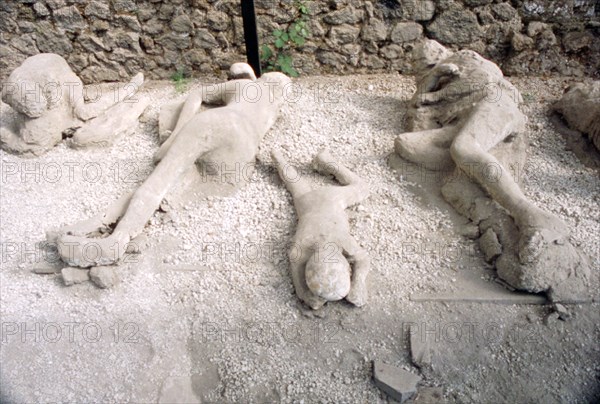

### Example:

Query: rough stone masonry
xmin=0 ymin=0 xmax=598 ymax=83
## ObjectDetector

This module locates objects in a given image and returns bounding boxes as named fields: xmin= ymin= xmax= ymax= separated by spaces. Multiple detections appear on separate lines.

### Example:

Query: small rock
xmin=404 ymin=0 xmax=436 ymax=21
xmin=316 ymin=50 xmax=346 ymax=67
xmin=33 ymin=2 xmax=50 ymax=17
xmin=323 ymin=6 xmax=364 ymax=25
xmin=390 ymin=22 xmax=423 ymax=44
xmin=53 ymin=5 xmax=86 ymax=33
xmin=427 ymin=5 xmax=481 ymax=45
xmin=84 ymin=1 xmax=110 ymax=19
xmin=526 ymin=313 xmax=537 ymax=323
xmin=511 ymin=32 xmax=534 ymax=52
xmin=361 ymin=54 xmax=386 ymax=69
xmin=113 ymin=0 xmax=136 ymax=13
xmin=553 ymin=303 xmax=571 ymax=320
xmin=543 ymin=311 xmax=560 ymax=325
xmin=171 ymin=14 xmax=193 ymax=33
xmin=491 ymin=2 xmax=516 ymax=21
xmin=362 ymin=19 xmax=388 ymax=42
xmin=527 ymin=21 xmax=548 ymax=37
xmin=373 ymin=360 xmax=421 ymax=403
xmin=194 ymin=28 xmax=219 ymax=49
xmin=382 ymin=46 xmax=407 ymax=64
xmin=330 ymin=24 xmax=361 ymax=45
xmin=207 ymin=10 xmax=230 ymax=31
xmin=33 ymin=263 xmax=62 ymax=274
xmin=459 ymin=223 xmax=480 ymax=239
xmin=479 ymin=228 xmax=502 ymax=262
xmin=61 ymin=267 xmax=90 ymax=286
xmin=90 ymin=266 xmax=118 ymax=289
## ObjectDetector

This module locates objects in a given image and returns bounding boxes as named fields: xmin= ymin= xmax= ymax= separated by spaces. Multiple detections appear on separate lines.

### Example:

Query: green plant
xmin=522 ymin=92 xmax=535 ymax=104
xmin=171 ymin=69 xmax=189 ymax=93
xmin=260 ymin=1 xmax=310 ymax=77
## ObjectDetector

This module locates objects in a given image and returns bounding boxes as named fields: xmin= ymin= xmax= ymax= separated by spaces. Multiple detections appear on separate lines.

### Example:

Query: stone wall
xmin=0 ymin=0 xmax=598 ymax=83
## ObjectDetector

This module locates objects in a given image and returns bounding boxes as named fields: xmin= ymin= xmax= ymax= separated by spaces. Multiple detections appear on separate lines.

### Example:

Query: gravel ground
xmin=0 ymin=74 xmax=599 ymax=403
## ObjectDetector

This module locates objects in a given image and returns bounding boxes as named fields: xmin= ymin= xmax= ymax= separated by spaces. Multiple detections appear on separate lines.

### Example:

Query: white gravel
xmin=1 ymin=74 xmax=598 ymax=403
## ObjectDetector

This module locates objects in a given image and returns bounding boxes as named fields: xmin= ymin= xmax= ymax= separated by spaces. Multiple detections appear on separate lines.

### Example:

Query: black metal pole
xmin=241 ymin=0 xmax=262 ymax=77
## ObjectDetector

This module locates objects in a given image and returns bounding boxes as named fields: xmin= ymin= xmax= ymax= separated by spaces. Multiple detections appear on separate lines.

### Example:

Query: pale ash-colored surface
xmin=0 ymin=53 xmax=147 ymax=156
xmin=52 ymin=65 xmax=290 ymax=269
xmin=272 ymin=149 xmax=370 ymax=309
xmin=394 ymin=40 xmax=591 ymax=302
xmin=0 ymin=75 xmax=598 ymax=403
